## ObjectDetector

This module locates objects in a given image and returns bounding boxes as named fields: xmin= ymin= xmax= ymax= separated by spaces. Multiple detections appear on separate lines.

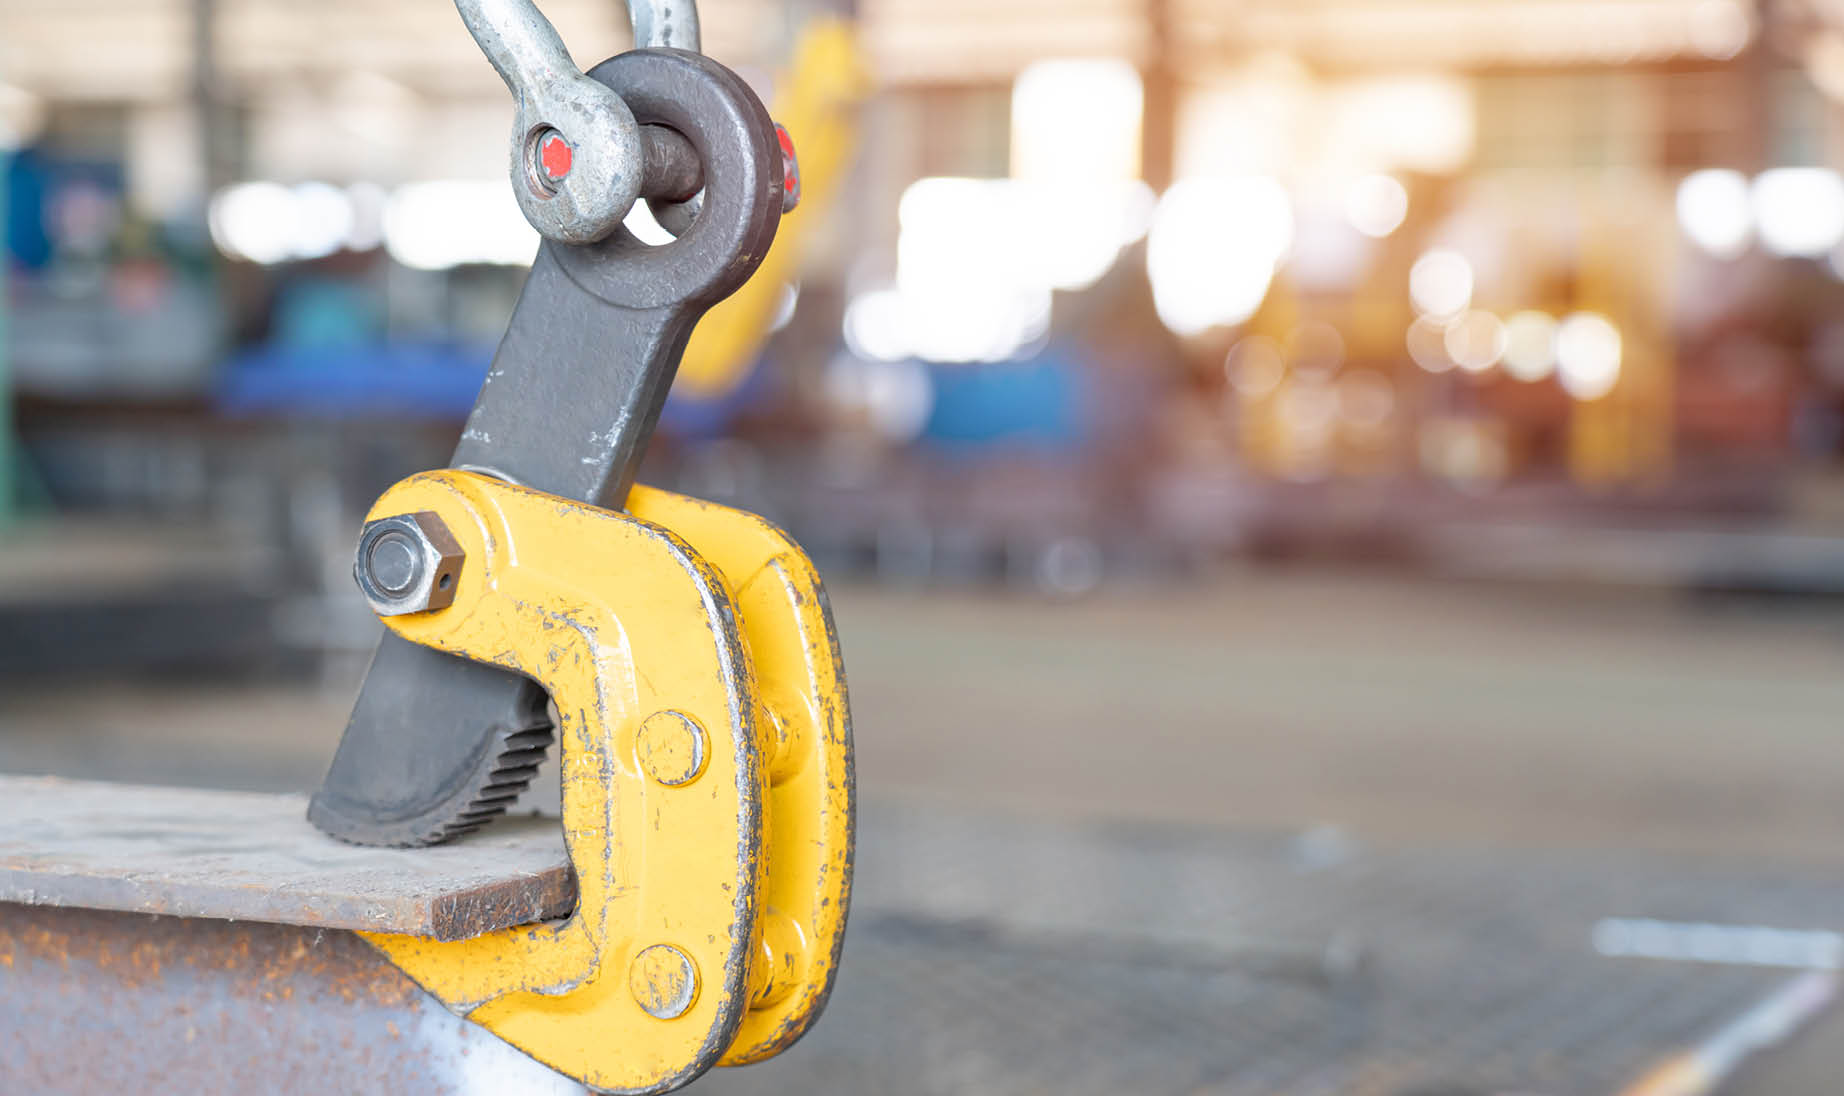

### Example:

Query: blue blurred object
xmin=221 ymin=326 xmax=775 ymax=428
xmin=921 ymin=350 xmax=1087 ymax=451
xmin=274 ymin=279 xmax=384 ymax=349
xmin=5 ymin=149 xmax=53 ymax=270
xmin=216 ymin=340 xmax=491 ymax=420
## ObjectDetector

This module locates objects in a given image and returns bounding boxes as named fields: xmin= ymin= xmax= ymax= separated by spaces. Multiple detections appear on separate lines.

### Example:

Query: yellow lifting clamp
xmin=294 ymin=2 xmax=856 ymax=1087
xmin=359 ymin=469 xmax=853 ymax=1092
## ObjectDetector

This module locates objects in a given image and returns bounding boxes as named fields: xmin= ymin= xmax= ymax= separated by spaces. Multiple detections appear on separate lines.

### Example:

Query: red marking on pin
xmin=775 ymin=123 xmax=801 ymax=212
xmin=540 ymin=134 xmax=574 ymax=183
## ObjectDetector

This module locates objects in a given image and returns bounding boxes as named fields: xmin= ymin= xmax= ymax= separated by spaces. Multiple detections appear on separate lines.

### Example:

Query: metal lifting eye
xmin=453 ymin=0 xmax=703 ymax=245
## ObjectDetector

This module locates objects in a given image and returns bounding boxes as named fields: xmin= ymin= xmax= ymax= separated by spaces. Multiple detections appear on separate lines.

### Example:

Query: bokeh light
xmin=1753 ymin=168 xmax=1844 ymax=259
xmin=1688 ymin=0 xmax=1755 ymax=60
xmin=1556 ymin=312 xmax=1624 ymax=400
xmin=1012 ymin=59 xmax=1143 ymax=184
xmin=1226 ymin=336 xmax=1286 ymax=398
xmin=208 ymin=182 xmax=297 ymax=265
xmin=1409 ymin=249 xmax=1474 ymax=320
xmin=381 ymin=180 xmax=537 ymax=270
xmin=1407 ymin=315 xmax=1456 ymax=373
xmin=1148 ymin=176 xmax=1293 ymax=337
xmin=1345 ymin=174 xmax=1410 ymax=239
xmin=1502 ymin=311 xmax=1560 ymax=382
xmin=1444 ymin=311 xmax=1508 ymax=374
xmin=1676 ymin=169 xmax=1753 ymax=259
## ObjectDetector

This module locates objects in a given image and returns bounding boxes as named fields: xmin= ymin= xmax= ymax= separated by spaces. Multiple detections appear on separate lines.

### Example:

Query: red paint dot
xmin=541 ymin=135 xmax=573 ymax=182
xmin=776 ymin=124 xmax=799 ymax=196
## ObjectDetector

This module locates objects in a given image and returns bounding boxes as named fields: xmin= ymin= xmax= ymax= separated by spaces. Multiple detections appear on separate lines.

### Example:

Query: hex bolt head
xmin=636 ymin=710 xmax=708 ymax=787
xmin=629 ymin=944 xmax=699 ymax=1020
xmin=353 ymin=512 xmax=465 ymax=618
xmin=367 ymin=532 xmax=421 ymax=595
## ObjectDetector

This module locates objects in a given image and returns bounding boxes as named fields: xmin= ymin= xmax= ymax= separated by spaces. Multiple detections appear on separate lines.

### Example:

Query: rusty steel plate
xmin=0 ymin=904 xmax=584 ymax=1094
xmin=0 ymin=776 xmax=573 ymax=940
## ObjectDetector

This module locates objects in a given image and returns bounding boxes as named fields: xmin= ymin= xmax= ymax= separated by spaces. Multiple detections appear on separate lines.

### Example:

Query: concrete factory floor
xmin=4 ymin=568 xmax=1844 ymax=1091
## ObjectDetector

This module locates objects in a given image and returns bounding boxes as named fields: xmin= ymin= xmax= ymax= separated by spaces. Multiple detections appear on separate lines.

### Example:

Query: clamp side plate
xmin=628 ymin=485 xmax=855 ymax=1065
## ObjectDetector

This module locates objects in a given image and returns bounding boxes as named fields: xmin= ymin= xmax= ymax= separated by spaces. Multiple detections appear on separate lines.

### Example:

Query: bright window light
xmin=0 ymin=84 xmax=43 ymax=149
xmin=290 ymin=182 xmax=355 ymax=261
xmin=1013 ymin=59 xmax=1143 ymax=184
xmin=1676 ymin=169 xmax=1752 ymax=259
xmin=1016 ymin=181 xmax=1156 ymax=292
xmin=210 ymin=182 xmax=298 ymax=264
xmin=1325 ymin=76 xmax=1475 ymax=176
xmin=1688 ymin=0 xmax=1754 ymax=60
xmin=900 ymin=176 xmax=1149 ymax=296
xmin=209 ymin=181 xmax=360 ymax=264
xmin=843 ymin=289 xmax=912 ymax=363
xmin=1147 ymin=176 xmax=1293 ymax=337
xmin=383 ymin=181 xmax=538 ymax=270
xmin=1753 ymin=168 xmax=1844 ymax=258
xmin=845 ymin=283 xmax=1051 ymax=365
xmin=858 ymin=175 xmax=1149 ymax=363
xmin=345 ymin=182 xmax=389 ymax=251
xmin=893 ymin=177 xmax=1052 ymax=360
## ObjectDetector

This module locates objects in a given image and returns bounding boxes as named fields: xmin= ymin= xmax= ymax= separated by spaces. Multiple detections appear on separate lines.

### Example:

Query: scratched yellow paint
xmin=355 ymin=470 xmax=852 ymax=1092
xmin=627 ymin=485 xmax=855 ymax=1066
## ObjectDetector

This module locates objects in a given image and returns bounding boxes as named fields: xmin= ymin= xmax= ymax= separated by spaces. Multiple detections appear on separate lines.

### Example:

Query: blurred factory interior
xmin=10 ymin=0 xmax=1844 ymax=1092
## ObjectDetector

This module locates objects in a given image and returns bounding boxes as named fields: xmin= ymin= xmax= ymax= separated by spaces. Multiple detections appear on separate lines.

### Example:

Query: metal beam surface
xmin=0 ymin=903 xmax=586 ymax=1095
xmin=0 ymin=776 xmax=572 ymax=940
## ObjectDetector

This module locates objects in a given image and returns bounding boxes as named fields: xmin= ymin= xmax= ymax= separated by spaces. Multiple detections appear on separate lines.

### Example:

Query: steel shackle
xmin=455 ymin=0 xmax=702 ymax=245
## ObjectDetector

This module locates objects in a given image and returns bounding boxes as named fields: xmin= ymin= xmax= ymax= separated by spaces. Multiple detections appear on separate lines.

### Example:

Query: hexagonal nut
xmin=352 ymin=511 xmax=466 ymax=618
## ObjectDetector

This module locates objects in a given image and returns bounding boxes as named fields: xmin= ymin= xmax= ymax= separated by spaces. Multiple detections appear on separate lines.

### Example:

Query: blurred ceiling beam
xmin=0 ymin=0 xmax=1777 ymax=100
xmin=1178 ymin=0 xmax=1759 ymax=71
xmin=0 ymin=0 xmax=765 ymax=100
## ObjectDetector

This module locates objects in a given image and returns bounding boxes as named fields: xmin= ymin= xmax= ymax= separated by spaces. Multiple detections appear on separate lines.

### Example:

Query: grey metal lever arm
xmin=310 ymin=49 xmax=783 ymax=847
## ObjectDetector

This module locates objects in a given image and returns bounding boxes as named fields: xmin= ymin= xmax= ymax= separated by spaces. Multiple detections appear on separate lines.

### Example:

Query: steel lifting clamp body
xmin=307 ymin=2 xmax=853 ymax=1090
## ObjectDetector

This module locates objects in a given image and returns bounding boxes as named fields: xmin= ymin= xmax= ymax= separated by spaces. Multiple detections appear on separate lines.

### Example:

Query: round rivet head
xmin=637 ymin=711 xmax=708 ymax=787
xmin=630 ymin=944 xmax=699 ymax=1020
